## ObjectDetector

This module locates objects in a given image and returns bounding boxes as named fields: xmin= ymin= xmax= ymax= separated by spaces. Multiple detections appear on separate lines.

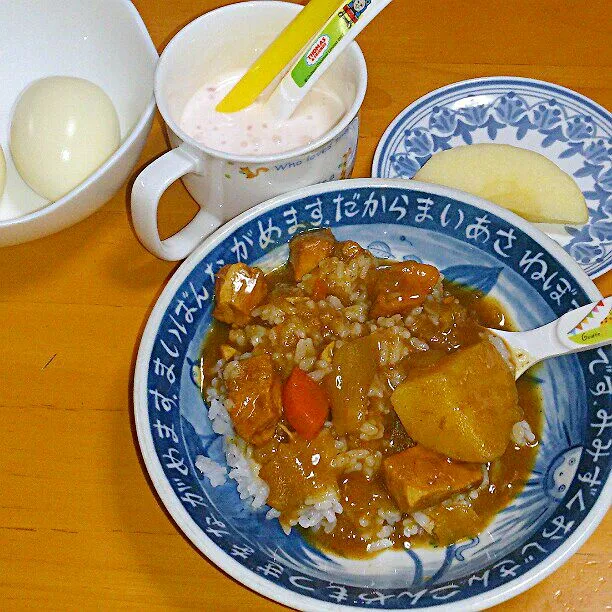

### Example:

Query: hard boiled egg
xmin=10 ymin=76 xmax=120 ymax=201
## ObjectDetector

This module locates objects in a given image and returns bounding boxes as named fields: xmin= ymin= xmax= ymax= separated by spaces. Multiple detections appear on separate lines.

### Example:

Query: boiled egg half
xmin=10 ymin=76 xmax=120 ymax=201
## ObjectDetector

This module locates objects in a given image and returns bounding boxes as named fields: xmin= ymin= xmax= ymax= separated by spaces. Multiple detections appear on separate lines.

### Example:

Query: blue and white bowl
xmin=134 ymin=179 xmax=611 ymax=611
xmin=372 ymin=77 xmax=612 ymax=279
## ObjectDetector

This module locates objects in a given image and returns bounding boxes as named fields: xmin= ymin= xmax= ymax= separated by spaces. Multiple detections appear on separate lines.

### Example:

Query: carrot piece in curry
xmin=282 ymin=366 xmax=330 ymax=440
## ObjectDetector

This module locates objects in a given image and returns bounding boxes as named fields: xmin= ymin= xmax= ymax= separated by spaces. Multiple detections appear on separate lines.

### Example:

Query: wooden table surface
xmin=1 ymin=0 xmax=610 ymax=609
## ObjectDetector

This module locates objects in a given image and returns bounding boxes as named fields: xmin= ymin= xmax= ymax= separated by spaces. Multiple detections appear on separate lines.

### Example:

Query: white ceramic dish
xmin=0 ymin=0 xmax=158 ymax=246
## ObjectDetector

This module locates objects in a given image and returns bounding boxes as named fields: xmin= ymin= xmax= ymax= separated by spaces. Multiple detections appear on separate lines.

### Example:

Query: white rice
xmin=412 ymin=511 xmax=435 ymax=534
xmin=377 ymin=525 xmax=394 ymax=539
xmin=486 ymin=332 xmax=514 ymax=371
xmin=366 ymin=538 xmax=393 ymax=552
xmin=359 ymin=420 xmax=384 ymax=441
xmin=206 ymin=386 xmax=234 ymax=436
xmin=266 ymin=508 xmax=281 ymax=520
xmin=378 ymin=508 xmax=402 ymax=524
xmin=467 ymin=464 xmax=490 ymax=500
xmin=195 ymin=456 xmax=227 ymax=487
xmin=409 ymin=337 xmax=429 ymax=351
xmin=326 ymin=295 xmax=343 ymax=309
xmin=225 ymin=438 xmax=269 ymax=509
xmin=402 ymin=517 xmax=421 ymax=537
xmin=296 ymin=490 xmax=343 ymax=532
xmin=295 ymin=337 xmax=316 ymax=371
xmin=354 ymin=506 xmax=404 ymax=553
xmin=512 ymin=420 xmax=536 ymax=446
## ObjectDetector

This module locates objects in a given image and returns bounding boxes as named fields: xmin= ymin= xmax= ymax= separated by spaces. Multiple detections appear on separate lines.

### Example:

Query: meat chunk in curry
xmin=257 ymin=429 xmax=339 ymax=514
xmin=213 ymin=263 xmax=267 ymax=325
xmin=383 ymin=445 xmax=483 ymax=512
xmin=289 ymin=228 xmax=336 ymax=280
xmin=391 ymin=339 xmax=522 ymax=462
xmin=369 ymin=261 xmax=440 ymax=318
xmin=225 ymin=354 xmax=282 ymax=446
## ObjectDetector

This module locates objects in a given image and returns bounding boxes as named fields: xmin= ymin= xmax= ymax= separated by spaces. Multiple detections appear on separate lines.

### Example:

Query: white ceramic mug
xmin=131 ymin=1 xmax=367 ymax=261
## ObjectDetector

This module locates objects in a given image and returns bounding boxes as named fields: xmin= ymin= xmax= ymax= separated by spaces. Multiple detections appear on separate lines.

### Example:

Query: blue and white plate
xmin=134 ymin=179 xmax=611 ymax=611
xmin=372 ymin=77 xmax=612 ymax=279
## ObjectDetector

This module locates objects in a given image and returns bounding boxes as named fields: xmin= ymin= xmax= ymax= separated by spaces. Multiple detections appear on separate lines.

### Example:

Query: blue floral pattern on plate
xmin=135 ymin=181 xmax=611 ymax=611
xmin=372 ymin=78 xmax=612 ymax=279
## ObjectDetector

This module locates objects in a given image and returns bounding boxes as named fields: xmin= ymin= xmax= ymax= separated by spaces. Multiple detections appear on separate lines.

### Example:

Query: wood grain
xmin=0 ymin=0 xmax=610 ymax=609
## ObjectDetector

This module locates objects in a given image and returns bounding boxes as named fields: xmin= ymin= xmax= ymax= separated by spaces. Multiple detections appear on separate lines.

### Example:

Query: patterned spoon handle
xmin=490 ymin=296 xmax=612 ymax=379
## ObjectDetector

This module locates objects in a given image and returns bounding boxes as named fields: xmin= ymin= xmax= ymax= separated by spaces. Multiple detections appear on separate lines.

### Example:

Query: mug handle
xmin=131 ymin=145 xmax=222 ymax=261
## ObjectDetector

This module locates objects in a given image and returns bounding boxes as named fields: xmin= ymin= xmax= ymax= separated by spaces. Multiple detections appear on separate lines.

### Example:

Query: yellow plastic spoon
xmin=216 ymin=0 xmax=342 ymax=113
xmin=267 ymin=0 xmax=394 ymax=120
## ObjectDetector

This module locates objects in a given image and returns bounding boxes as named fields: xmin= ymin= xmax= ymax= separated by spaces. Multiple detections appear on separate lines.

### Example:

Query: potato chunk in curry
xmin=391 ymin=340 xmax=521 ymax=462
xmin=289 ymin=228 xmax=336 ymax=280
xmin=325 ymin=335 xmax=378 ymax=435
xmin=383 ymin=445 xmax=482 ymax=512
xmin=225 ymin=354 xmax=282 ymax=446
xmin=423 ymin=504 xmax=482 ymax=546
xmin=213 ymin=263 xmax=267 ymax=325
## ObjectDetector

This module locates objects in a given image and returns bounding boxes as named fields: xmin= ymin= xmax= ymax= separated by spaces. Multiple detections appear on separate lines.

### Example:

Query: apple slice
xmin=413 ymin=143 xmax=588 ymax=224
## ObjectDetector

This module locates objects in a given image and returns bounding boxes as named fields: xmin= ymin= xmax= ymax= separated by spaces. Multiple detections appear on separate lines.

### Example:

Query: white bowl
xmin=0 ymin=0 xmax=158 ymax=246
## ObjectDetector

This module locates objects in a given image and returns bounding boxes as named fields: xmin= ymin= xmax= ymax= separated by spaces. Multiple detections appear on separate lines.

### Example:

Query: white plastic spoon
xmin=489 ymin=296 xmax=612 ymax=379
xmin=266 ymin=0 xmax=395 ymax=120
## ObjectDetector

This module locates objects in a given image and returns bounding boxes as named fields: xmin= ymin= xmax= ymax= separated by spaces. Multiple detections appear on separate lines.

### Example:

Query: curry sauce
xmin=201 ymin=231 xmax=541 ymax=559
xmin=308 ymin=377 xmax=540 ymax=557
